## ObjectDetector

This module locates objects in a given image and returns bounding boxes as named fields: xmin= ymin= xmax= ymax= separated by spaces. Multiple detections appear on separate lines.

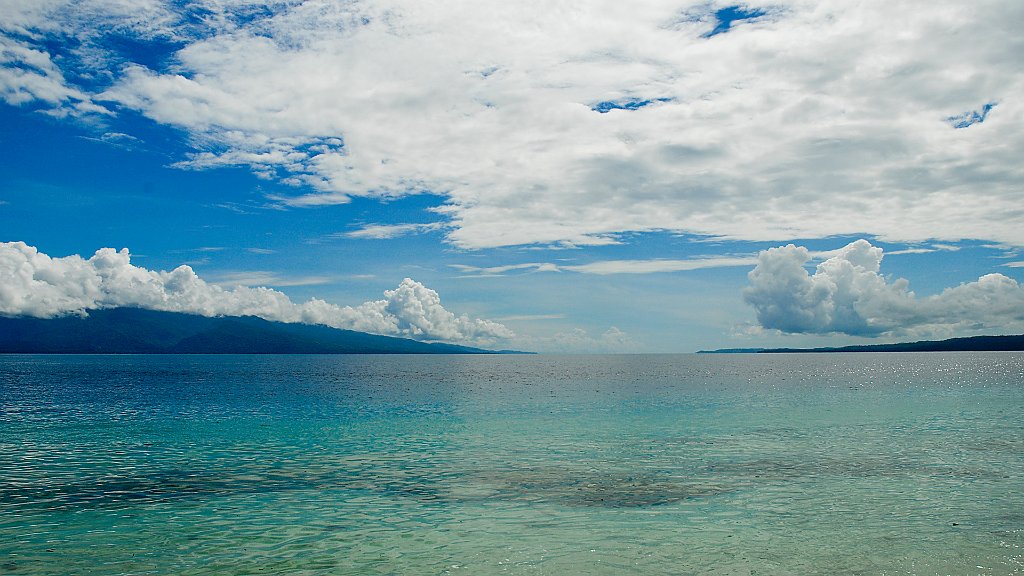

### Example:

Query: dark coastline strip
xmin=701 ymin=334 xmax=1024 ymax=354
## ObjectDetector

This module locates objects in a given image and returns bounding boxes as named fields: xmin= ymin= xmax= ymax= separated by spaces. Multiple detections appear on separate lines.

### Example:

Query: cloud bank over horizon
xmin=0 ymin=241 xmax=513 ymax=346
xmin=744 ymin=240 xmax=1024 ymax=339
xmin=2 ymin=0 xmax=1022 ymax=249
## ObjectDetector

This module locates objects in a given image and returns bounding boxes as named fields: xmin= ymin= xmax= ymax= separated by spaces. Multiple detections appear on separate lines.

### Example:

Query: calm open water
xmin=1 ymin=353 xmax=1022 ymax=575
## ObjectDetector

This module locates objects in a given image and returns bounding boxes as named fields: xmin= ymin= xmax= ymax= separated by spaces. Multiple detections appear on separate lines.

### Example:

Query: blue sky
xmin=1 ymin=0 xmax=1023 ymax=352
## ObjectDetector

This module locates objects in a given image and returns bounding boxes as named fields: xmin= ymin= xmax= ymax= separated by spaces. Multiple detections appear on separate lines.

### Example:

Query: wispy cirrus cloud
xmin=562 ymin=256 xmax=759 ymax=275
xmin=340 ymin=222 xmax=445 ymax=240
xmin=207 ymin=271 xmax=333 ymax=288
xmin=881 ymin=245 xmax=961 ymax=256
xmin=266 ymin=191 xmax=352 ymax=207
xmin=450 ymin=263 xmax=561 ymax=277
xmin=451 ymin=256 xmax=758 ymax=276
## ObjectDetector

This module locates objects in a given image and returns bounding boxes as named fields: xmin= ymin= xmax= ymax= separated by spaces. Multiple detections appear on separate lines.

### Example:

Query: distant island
xmin=700 ymin=334 xmax=1024 ymax=354
xmin=0 ymin=308 xmax=523 ymax=354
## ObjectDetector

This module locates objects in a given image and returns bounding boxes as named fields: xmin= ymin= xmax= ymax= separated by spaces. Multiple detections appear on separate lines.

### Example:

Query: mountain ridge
xmin=0 ymin=308 xmax=520 ymax=354
xmin=699 ymin=333 xmax=1024 ymax=354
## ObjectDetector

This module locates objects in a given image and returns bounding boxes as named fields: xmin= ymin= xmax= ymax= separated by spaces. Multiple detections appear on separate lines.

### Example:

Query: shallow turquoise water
xmin=1 ymin=353 xmax=1022 ymax=575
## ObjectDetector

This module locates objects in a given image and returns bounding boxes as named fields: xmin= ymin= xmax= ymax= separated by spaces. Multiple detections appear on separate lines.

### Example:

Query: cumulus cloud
xmin=0 ymin=241 xmax=512 ymax=345
xmin=744 ymin=239 xmax=1024 ymax=338
xmin=2 ymin=1 xmax=1022 ymax=248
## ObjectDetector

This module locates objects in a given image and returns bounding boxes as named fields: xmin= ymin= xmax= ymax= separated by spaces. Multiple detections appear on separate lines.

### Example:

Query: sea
xmin=1 ymin=353 xmax=1022 ymax=575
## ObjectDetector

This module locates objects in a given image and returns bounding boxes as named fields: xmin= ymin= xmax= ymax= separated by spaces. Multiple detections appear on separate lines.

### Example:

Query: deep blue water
xmin=1 ymin=353 xmax=1022 ymax=574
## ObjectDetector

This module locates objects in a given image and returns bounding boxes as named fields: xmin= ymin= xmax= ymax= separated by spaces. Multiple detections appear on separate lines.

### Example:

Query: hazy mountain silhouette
xmin=0 ymin=308 xmax=511 ymax=354
xmin=700 ymin=334 xmax=1024 ymax=353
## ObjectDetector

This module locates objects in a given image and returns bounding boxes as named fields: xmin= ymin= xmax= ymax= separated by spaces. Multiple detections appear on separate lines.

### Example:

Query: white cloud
xmin=0 ymin=241 xmax=512 ymax=345
xmin=341 ymin=222 xmax=443 ymax=240
xmin=269 ymin=191 xmax=352 ymax=207
xmin=563 ymin=256 xmax=758 ymax=275
xmin=450 ymin=262 xmax=560 ymax=277
xmin=2 ymin=1 xmax=1022 ymax=248
xmin=451 ymin=256 xmax=756 ymax=276
xmin=0 ymin=35 xmax=106 ymax=116
xmin=207 ymin=271 xmax=332 ymax=287
xmin=883 ymin=248 xmax=941 ymax=256
xmin=884 ymin=244 xmax=961 ymax=256
xmin=79 ymin=131 xmax=142 ymax=148
xmin=743 ymin=239 xmax=1024 ymax=338
xmin=1003 ymin=262 xmax=1024 ymax=268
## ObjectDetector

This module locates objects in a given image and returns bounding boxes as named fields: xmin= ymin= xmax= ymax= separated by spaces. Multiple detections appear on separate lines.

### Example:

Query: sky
xmin=1 ymin=0 xmax=1023 ymax=352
